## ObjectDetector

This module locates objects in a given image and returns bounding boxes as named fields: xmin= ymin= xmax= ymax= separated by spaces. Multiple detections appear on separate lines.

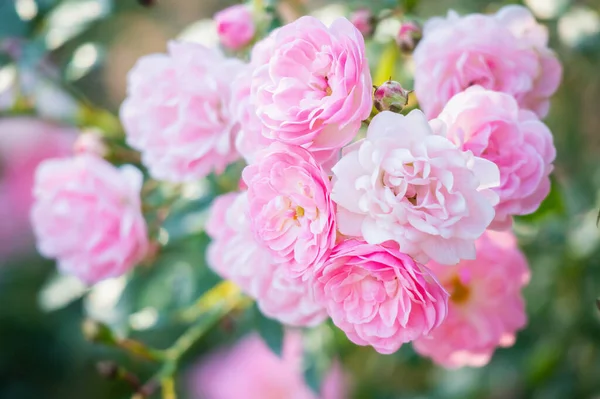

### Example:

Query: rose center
xmin=448 ymin=274 xmax=470 ymax=304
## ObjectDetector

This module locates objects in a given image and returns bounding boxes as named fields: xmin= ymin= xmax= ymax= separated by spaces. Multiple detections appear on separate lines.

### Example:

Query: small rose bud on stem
xmin=374 ymin=80 xmax=411 ymax=113
xmin=397 ymin=21 xmax=422 ymax=54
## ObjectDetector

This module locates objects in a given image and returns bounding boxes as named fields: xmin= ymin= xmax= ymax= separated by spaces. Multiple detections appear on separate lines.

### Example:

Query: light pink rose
xmin=251 ymin=16 xmax=372 ymax=164
xmin=214 ymin=4 xmax=256 ymax=50
xmin=413 ymin=230 xmax=530 ymax=368
xmin=0 ymin=118 xmax=74 ymax=257
xmin=189 ymin=332 xmax=346 ymax=399
xmin=120 ymin=41 xmax=246 ymax=182
xmin=331 ymin=110 xmax=500 ymax=266
xmin=413 ymin=5 xmax=562 ymax=119
xmin=437 ymin=87 xmax=556 ymax=229
xmin=314 ymin=239 xmax=448 ymax=355
xmin=206 ymin=191 xmax=328 ymax=326
xmin=230 ymin=66 xmax=273 ymax=163
xmin=31 ymin=155 xmax=149 ymax=284
xmin=242 ymin=143 xmax=337 ymax=279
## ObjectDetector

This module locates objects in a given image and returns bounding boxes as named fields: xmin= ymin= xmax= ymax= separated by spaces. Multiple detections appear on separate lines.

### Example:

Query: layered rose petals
xmin=413 ymin=230 xmax=530 ymax=368
xmin=314 ymin=240 xmax=448 ymax=354
xmin=331 ymin=110 xmax=500 ymax=265
xmin=413 ymin=5 xmax=562 ymax=119
xmin=251 ymin=16 xmax=373 ymax=164
xmin=206 ymin=191 xmax=327 ymax=327
xmin=31 ymin=155 xmax=149 ymax=284
xmin=437 ymin=87 xmax=556 ymax=229
xmin=120 ymin=41 xmax=245 ymax=182
xmin=243 ymin=143 xmax=336 ymax=278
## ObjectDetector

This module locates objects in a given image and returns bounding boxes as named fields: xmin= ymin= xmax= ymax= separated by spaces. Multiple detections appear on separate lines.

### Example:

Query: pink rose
xmin=242 ymin=143 xmax=337 ymax=279
xmin=251 ymin=16 xmax=372 ymax=164
xmin=230 ymin=66 xmax=273 ymax=163
xmin=413 ymin=5 xmax=562 ymax=119
xmin=0 ymin=118 xmax=74 ymax=257
xmin=413 ymin=230 xmax=530 ymax=368
xmin=215 ymin=5 xmax=255 ymax=50
xmin=206 ymin=191 xmax=327 ymax=326
xmin=314 ymin=240 xmax=448 ymax=354
xmin=31 ymin=155 xmax=149 ymax=284
xmin=331 ymin=110 xmax=500 ymax=265
xmin=437 ymin=87 xmax=556 ymax=229
xmin=189 ymin=332 xmax=346 ymax=399
xmin=120 ymin=41 xmax=246 ymax=182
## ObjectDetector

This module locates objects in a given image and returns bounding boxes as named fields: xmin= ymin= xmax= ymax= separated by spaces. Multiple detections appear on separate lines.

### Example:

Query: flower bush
xmin=2 ymin=0 xmax=570 ymax=397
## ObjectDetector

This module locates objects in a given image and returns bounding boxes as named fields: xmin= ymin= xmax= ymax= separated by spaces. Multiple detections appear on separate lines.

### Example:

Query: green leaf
xmin=253 ymin=304 xmax=284 ymax=357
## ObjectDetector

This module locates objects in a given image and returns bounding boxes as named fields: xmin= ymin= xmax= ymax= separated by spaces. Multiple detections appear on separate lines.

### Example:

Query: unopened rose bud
xmin=73 ymin=130 xmax=107 ymax=157
xmin=374 ymin=80 xmax=410 ymax=113
xmin=396 ymin=21 xmax=422 ymax=54
xmin=350 ymin=9 xmax=376 ymax=38
xmin=214 ymin=5 xmax=256 ymax=50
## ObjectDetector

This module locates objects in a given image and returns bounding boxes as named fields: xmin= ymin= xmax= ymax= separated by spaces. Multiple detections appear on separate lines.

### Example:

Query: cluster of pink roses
xmin=29 ymin=3 xmax=560 ymax=369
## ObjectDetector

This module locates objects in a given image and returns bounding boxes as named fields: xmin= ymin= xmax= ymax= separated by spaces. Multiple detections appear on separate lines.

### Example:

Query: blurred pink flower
xmin=243 ymin=143 xmax=337 ymax=279
xmin=413 ymin=5 xmax=562 ymax=119
xmin=120 ymin=41 xmax=246 ymax=182
xmin=314 ymin=239 xmax=448 ymax=354
xmin=31 ymin=155 xmax=148 ymax=284
xmin=0 ymin=117 xmax=74 ymax=257
xmin=413 ymin=230 xmax=530 ymax=368
xmin=189 ymin=332 xmax=346 ymax=399
xmin=206 ymin=191 xmax=327 ymax=326
xmin=437 ymin=87 xmax=556 ymax=229
xmin=331 ymin=110 xmax=500 ymax=266
xmin=350 ymin=9 xmax=375 ymax=37
xmin=251 ymin=16 xmax=372 ymax=164
xmin=215 ymin=4 xmax=256 ymax=50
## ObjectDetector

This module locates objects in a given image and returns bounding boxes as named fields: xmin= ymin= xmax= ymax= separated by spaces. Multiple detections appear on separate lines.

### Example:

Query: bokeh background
xmin=1 ymin=0 xmax=600 ymax=398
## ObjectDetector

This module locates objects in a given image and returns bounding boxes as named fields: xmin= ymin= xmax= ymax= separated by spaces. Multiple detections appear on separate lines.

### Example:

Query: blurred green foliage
xmin=1 ymin=0 xmax=600 ymax=398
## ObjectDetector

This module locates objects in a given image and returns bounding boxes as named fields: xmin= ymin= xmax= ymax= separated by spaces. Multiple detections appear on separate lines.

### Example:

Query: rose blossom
xmin=189 ymin=332 xmax=346 ymax=399
xmin=31 ymin=155 xmax=149 ymax=284
xmin=251 ymin=16 xmax=372 ymax=164
xmin=0 ymin=118 xmax=74 ymax=257
xmin=437 ymin=86 xmax=556 ymax=229
xmin=214 ymin=4 xmax=255 ymax=50
xmin=331 ymin=110 xmax=500 ymax=265
xmin=413 ymin=5 xmax=562 ymax=119
xmin=314 ymin=240 xmax=448 ymax=355
xmin=206 ymin=191 xmax=327 ymax=326
xmin=242 ymin=142 xmax=336 ymax=279
xmin=120 ymin=41 xmax=245 ymax=182
xmin=413 ymin=230 xmax=530 ymax=368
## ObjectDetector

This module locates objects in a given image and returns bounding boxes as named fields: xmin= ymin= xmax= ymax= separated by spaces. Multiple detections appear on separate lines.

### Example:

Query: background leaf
xmin=253 ymin=303 xmax=284 ymax=357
